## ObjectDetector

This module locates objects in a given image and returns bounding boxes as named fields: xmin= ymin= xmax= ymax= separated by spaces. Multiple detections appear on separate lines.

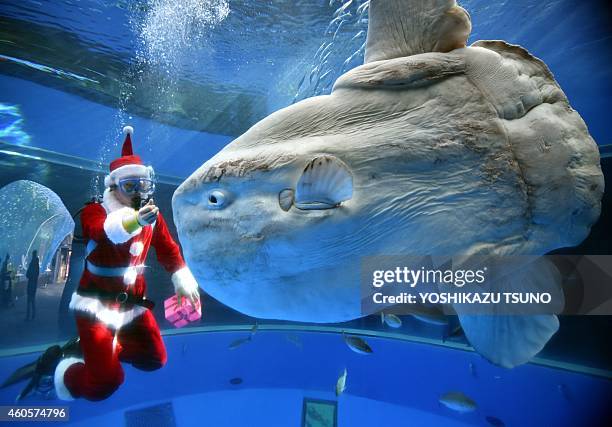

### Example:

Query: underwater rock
xmin=173 ymin=0 xmax=603 ymax=368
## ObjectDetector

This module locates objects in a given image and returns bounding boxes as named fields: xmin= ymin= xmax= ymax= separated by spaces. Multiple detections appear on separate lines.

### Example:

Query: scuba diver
xmin=2 ymin=126 xmax=200 ymax=401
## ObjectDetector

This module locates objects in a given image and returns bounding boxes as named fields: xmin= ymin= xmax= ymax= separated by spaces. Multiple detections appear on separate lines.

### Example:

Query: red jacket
xmin=69 ymin=189 xmax=191 ymax=328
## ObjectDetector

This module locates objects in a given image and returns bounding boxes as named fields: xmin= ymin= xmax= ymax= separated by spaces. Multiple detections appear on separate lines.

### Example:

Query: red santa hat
xmin=104 ymin=126 xmax=154 ymax=188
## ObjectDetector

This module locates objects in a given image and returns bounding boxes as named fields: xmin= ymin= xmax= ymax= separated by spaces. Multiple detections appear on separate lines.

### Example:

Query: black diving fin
xmin=0 ymin=361 xmax=37 ymax=389
xmin=2 ymin=337 xmax=81 ymax=402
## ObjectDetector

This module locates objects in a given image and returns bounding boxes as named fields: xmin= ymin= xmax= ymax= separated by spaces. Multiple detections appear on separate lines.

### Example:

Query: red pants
xmin=64 ymin=310 xmax=167 ymax=401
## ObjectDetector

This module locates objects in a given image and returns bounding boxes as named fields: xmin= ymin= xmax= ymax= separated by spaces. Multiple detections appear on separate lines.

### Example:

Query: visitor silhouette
xmin=26 ymin=251 xmax=40 ymax=321
xmin=1 ymin=254 xmax=15 ymax=308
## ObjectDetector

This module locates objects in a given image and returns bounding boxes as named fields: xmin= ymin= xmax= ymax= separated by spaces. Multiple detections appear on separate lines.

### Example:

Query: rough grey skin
xmin=172 ymin=0 xmax=603 ymax=368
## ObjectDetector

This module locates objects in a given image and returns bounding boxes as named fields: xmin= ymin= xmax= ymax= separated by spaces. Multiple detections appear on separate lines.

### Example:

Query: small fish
xmin=332 ymin=20 xmax=346 ymax=41
xmin=350 ymin=30 xmax=366 ymax=42
xmin=319 ymin=69 xmax=333 ymax=82
xmin=356 ymin=1 xmax=369 ymax=15
xmin=228 ymin=336 xmax=252 ymax=350
xmin=313 ymin=42 xmax=329 ymax=59
xmin=468 ymin=362 xmax=477 ymax=378
xmin=485 ymin=416 xmax=506 ymax=427
xmin=558 ymin=384 xmax=572 ymax=401
xmin=321 ymin=50 xmax=333 ymax=65
xmin=334 ymin=0 xmax=353 ymax=17
xmin=321 ymin=81 xmax=334 ymax=94
xmin=295 ymin=73 xmax=306 ymax=93
xmin=340 ymin=56 xmax=354 ymax=74
xmin=325 ymin=14 xmax=346 ymax=34
xmin=308 ymin=65 xmax=321 ymax=86
xmin=285 ymin=334 xmax=303 ymax=349
xmin=342 ymin=331 xmax=373 ymax=354
xmin=411 ymin=313 xmax=449 ymax=326
xmin=358 ymin=40 xmax=367 ymax=54
xmin=336 ymin=368 xmax=347 ymax=396
xmin=319 ymin=41 xmax=334 ymax=59
xmin=229 ymin=377 xmax=243 ymax=385
xmin=381 ymin=312 xmax=402 ymax=328
xmin=439 ymin=391 xmax=477 ymax=413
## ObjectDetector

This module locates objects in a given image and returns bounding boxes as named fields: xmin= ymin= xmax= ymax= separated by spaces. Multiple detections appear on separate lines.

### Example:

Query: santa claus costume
xmin=54 ymin=126 xmax=199 ymax=401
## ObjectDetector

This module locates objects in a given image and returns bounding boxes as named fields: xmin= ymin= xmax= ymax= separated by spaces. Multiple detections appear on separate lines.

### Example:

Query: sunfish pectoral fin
xmin=458 ymin=314 xmax=559 ymax=369
xmin=295 ymin=155 xmax=353 ymax=210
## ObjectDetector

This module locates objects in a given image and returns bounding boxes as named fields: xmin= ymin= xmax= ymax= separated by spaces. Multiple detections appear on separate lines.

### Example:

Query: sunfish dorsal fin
xmin=365 ymin=0 xmax=472 ymax=63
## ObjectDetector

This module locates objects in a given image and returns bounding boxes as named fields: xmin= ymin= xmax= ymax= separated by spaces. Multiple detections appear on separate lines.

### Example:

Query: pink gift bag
xmin=164 ymin=295 xmax=202 ymax=328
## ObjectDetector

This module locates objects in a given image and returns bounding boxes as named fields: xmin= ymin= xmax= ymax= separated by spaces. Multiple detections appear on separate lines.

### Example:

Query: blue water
xmin=1 ymin=329 xmax=611 ymax=426
xmin=1 ymin=0 xmax=611 ymax=179
xmin=0 ymin=1 xmax=611 ymax=426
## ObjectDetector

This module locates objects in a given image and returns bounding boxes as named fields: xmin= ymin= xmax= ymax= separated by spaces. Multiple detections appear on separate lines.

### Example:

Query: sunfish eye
xmin=278 ymin=189 xmax=295 ymax=212
xmin=206 ymin=189 xmax=228 ymax=209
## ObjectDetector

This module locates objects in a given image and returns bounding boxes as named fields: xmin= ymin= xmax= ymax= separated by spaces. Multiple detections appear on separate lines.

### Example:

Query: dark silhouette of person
xmin=26 ymin=251 xmax=40 ymax=320
xmin=1 ymin=254 xmax=15 ymax=308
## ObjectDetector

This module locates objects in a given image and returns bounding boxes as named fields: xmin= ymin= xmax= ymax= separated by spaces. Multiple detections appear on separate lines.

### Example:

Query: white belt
xmin=86 ymin=261 xmax=145 ymax=277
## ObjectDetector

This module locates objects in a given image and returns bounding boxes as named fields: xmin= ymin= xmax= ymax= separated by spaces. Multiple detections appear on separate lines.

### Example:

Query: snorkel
xmin=116 ymin=173 xmax=156 ymax=209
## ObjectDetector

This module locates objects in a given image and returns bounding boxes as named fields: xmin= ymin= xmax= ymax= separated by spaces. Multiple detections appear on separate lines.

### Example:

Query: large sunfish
xmin=172 ymin=0 xmax=603 ymax=368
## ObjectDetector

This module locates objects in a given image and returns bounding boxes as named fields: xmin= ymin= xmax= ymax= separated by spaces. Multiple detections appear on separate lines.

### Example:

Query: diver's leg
xmin=56 ymin=314 xmax=124 ymax=401
xmin=117 ymin=310 xmax=167 ymax=371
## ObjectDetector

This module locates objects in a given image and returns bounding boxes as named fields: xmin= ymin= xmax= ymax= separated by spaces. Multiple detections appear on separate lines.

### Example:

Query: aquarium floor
xmin=2 ymin=331 xmax=611 ymax=427
xmin=67 ymin=389 xmax=471 ymax=427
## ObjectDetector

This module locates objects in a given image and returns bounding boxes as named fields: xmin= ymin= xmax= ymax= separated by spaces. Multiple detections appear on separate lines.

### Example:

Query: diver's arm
xmin=151 ymin=212 xmax=200 ymax=306
xmin=82 ymin=203 xmax=141 ymax=244
xmin=150 ymin=212 xmax=184 ymax=272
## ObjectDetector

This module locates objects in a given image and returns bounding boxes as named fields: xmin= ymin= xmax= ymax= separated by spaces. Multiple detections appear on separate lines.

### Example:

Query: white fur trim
xmin=102 ymin=188 xmax=127 ymax=213
xmin=123 ymin=266 xmax=138 ymax=285
xmin=54 ymin=357 xmax=84 ymax=401
xmin=69 ymin=292 xmax=147 ymax=329
xmin=172 ymin=267 xmax=199 ymax=294
xmin=129 ymin=241 xmax=144 ymax=256
xmin=103 ymin=206 xmax=141 ymax=244
xmin=123 ymin=125 xmax=134 ymax=135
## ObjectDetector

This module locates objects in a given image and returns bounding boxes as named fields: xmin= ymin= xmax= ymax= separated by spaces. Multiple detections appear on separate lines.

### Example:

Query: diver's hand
xmin=137 ymin=200 xmax=158 ymax=226
xmin=176 ymin=286 xmax=200 ymax=311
